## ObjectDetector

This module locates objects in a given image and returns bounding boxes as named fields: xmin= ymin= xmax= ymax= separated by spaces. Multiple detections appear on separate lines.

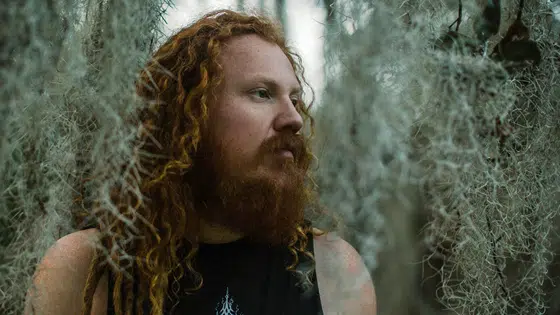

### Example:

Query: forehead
xmin=218 ymin=34 xmax=299 ymax=87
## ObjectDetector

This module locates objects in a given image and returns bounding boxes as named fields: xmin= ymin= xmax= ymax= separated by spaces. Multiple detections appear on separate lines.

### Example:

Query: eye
xmin=251 ymin=88 xmax=271 ymax=99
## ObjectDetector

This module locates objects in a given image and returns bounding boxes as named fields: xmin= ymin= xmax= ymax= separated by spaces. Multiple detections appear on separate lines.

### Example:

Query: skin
xmin=24 ymin=34 xmax=376 ymax=315
xmin=210 ymin=34 xmax=304 ymax=175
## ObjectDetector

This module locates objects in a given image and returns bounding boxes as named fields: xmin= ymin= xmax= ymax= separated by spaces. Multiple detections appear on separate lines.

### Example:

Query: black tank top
xmin=106 ymin=234 xmax=323 ymax=315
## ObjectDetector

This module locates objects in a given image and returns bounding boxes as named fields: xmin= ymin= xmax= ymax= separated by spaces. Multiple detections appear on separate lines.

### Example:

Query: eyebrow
xmin=247 ymin=75 xmax=302 ymax=96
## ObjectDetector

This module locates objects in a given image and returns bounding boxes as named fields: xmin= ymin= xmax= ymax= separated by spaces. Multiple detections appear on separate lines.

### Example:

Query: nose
xmin=273 ymin=98 xmax=304 ymax=134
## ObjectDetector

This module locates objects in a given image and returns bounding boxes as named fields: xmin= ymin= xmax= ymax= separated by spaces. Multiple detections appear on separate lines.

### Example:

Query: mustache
xmin=261 ymin=133 xmax=306 ymax=160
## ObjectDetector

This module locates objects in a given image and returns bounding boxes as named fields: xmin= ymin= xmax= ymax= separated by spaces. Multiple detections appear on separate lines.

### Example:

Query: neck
xmin=198 ymin=219 xmax=244 ymax=244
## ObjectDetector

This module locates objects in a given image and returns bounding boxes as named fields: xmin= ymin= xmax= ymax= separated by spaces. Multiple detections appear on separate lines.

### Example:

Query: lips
xmin=274 ymin=144 xmax=296 ymax=158
xmin=276 ymin=149 xmax=294 ymax=158
xmin=268 ymin=135 xmax=303 ymax=161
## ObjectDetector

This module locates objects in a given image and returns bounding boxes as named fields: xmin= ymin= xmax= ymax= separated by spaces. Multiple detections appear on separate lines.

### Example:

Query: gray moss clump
xmin=0 ymin=1 xmax=171 ymax=314
xmin=314 ymin=0 xmax=560 ymax=314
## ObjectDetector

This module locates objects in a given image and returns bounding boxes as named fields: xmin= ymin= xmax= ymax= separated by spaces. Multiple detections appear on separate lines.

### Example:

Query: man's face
xmin=188 ymin=34 xmax=314 ymax=245
xmin=211 ymin=34 xmax=306 ymax=177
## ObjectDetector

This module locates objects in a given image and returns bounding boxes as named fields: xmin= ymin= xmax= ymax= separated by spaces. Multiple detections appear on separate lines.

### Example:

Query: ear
xmin=313 ymin=230 xmax=377 ymax=315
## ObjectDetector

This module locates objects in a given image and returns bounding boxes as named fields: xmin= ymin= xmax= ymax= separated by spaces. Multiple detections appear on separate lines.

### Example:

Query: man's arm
xmin=313 ymin=229 xmax=377 ymax=315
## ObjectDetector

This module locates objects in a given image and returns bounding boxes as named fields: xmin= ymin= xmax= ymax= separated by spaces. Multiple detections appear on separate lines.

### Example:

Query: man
xmin=24 ymin=9 xmax=376 ymax=315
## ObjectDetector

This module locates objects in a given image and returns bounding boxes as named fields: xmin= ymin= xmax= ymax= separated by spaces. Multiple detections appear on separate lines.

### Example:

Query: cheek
xmin=221 ymin=133 xmax=260 ymax=165
xmin=216 ymin=118 xmax=263 ymax=165
xmin=221 ymin=113 xmax=266 ymax=152
xmin=211 ymin=94 xmax=271 ymax=163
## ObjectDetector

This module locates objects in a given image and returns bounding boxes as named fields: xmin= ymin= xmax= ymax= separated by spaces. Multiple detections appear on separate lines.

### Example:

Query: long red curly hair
xmin=76 ymin=9 xmax=331 ymax=315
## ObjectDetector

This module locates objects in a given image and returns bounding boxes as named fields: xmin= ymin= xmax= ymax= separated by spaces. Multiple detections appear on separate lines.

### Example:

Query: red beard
xmin=185 ymin=131 xmax=314 ymax=246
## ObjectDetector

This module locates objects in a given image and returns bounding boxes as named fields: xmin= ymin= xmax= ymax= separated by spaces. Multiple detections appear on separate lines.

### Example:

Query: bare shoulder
xmin=24 ymin=228 xmax=108 ymax=315
xmin=46 ymin=228 xmax=100 ymax=262
xmin=311 ymin=228 xmax=367 ymax=273
xmin=312 ymin=228 xmax=363 ymax=263
xmin=36 ymin=228 xmax=100 ymax=278
xmin=312 ymin=228 xmax=377 ymax=315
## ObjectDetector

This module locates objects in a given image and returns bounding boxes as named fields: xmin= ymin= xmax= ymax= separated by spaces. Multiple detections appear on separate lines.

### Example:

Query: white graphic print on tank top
xmin=215 ymin=287 xmax=244 ymax=315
